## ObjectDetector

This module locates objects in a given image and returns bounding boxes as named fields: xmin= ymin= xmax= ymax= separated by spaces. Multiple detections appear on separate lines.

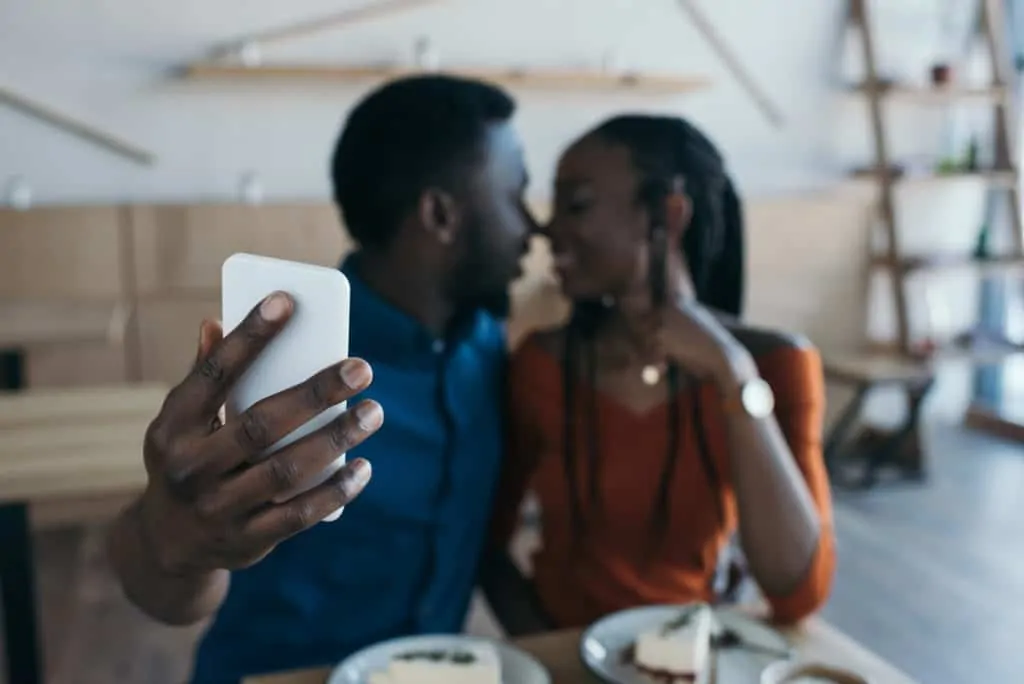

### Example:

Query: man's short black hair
xmin=331 ymin=74 xmax=516 ymax=249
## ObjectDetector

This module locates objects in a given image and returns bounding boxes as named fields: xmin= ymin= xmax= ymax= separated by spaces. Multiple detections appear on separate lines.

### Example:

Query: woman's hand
xmin=625 ymin=299 xmax=757 ymax=388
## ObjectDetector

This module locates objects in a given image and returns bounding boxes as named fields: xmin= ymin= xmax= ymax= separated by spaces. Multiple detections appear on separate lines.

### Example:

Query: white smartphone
xmin=221 ymin=252 xmax=352 ymax=522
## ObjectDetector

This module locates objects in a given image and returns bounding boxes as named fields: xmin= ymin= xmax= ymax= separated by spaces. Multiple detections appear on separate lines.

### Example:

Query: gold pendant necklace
xmin=641 ymin=364 xmax=663 ymax=386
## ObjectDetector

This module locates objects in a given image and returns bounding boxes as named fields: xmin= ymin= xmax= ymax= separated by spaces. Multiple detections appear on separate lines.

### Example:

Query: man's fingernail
xmin=260 ymin=292 xmax=290 ymax=321
xmin=354 ymin=401 xmax=384 ymax=431
xmin=339 ymin=359 xmax=372 ymax=388
xmin=350 ymin=458 xmax=372 ymax=486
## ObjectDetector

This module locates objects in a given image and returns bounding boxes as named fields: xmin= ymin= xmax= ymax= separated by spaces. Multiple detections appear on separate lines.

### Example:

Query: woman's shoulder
xmin=724 ymin=323 xmax=815 ymax=358
xmin=723 ymin=322 xmax=822 ymax=388
xmin=725 ymin=326 xmax=823 ymax=414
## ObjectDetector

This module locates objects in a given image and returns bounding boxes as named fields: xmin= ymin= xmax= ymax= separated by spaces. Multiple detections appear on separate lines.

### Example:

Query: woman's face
xmin=548 ymin=136 xmax=649 ymax=301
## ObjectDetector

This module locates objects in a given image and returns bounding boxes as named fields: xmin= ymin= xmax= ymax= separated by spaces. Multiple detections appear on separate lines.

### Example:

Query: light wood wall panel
xmin=6 ymin=195 xmax=874 ymax=395
xmin=0 ymin=206 xmax=125 ymax=300
xmin=135 ymin=297 xmax=221 ymax=384
xmin=744 ymin=192 xmax=873 ymax=351
xmin=26 ymin=345 xmax=127 ymax=388
xmin=744 ymin=192 xmax=874 ymax=426
xmin=130 ymin=203 xmax=351 ymax=298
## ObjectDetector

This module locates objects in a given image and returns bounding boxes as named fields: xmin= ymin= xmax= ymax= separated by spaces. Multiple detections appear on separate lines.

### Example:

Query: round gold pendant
xmin=641 ymin=365 xmax=662 ymax=386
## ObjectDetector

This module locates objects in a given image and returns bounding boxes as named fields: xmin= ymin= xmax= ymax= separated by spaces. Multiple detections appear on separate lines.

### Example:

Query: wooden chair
xmin=822 ymin=355 xmax=935 ymax=488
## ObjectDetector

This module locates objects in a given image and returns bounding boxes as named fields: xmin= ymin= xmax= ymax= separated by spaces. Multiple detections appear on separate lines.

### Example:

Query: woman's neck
xmin=614 ymin=267 xmax=693 ymax=316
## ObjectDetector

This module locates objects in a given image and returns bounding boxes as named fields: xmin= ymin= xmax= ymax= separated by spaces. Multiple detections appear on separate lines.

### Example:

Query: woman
xmin=490 ymin=115 xmax=834 ymax=628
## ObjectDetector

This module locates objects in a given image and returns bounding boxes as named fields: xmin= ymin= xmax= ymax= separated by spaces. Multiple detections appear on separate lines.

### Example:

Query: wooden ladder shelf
xmin=826 ymin=0 xmax=1024 ymax=485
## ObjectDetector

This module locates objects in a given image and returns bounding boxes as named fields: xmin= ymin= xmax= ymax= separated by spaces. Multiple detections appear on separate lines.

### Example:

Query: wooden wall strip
xmin=136 ymin=297 xmax=220 ymax=384
xmin=130 ymin=203 xmax=350 ymax=297
xmin=0 ymin=206 xmax=124 ymax=300
xmin=5 ymin=194 xmax=875 ymax=394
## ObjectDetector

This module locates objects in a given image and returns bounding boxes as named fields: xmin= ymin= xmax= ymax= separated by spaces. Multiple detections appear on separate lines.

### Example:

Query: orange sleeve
xmin=488 ymin=344 xmax=543 ymax=550
xmin=759 ymin=347 xmax=837 ymax=624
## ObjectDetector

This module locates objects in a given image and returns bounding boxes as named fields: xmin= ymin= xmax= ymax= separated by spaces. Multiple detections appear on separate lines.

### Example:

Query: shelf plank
xmin=849 ymin=168 xmax=1018 ymax=188
xmin=182 ymin=62 xmax=711 ymax=94
xmin=866 ymin=338 xmax=1024 ymax=364
xmin=848 ymin=83 xmax=1009 ymax=104
xmin=870 ymin=254 xmax=1024 ymax=276
xmin=965 ymin=400 xmax=1024 ymax=443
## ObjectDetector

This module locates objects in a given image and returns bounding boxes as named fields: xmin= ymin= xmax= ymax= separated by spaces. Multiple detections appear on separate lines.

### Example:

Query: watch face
xmin=741 ymin=378 xmax=775 ymax=418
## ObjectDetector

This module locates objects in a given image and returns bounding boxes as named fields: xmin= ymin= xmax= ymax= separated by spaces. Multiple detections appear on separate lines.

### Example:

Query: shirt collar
xmin=341 ymin=252 xmax=481 ymax=361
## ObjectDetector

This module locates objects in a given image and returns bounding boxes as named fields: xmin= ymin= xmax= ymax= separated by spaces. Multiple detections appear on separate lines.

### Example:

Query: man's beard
xmin=450 ymin=271 xmax=512 ymax=320
xmin=452 ymin=219 xmax=513 ymax=319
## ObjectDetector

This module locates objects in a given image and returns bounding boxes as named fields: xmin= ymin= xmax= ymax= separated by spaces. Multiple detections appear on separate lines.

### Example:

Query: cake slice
xmin=633 ymin=604 xmax=714 ymax=681
xmin=368 ymin=643 xmax=502 ymax=684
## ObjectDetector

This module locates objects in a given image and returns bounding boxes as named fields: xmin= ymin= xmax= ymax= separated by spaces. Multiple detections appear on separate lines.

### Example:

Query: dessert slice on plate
xmin=633 ymin=603 xmax=714 ymax=682
xmin=368 ymin=643 xmax=502 ymax=684
xmin=581 ymin=603 xmax=791 ymax=684
xmin=329 ymin=635 xmax=548 ymax=684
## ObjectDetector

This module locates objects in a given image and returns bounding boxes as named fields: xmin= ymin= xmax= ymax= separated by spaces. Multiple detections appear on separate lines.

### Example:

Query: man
xmin=107 ymin=75 xmax=535 ymax=683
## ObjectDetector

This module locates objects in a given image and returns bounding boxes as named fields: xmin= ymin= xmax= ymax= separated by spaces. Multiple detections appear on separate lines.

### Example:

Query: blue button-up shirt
xmin=190 ymin=254 xmax=507 ymax=683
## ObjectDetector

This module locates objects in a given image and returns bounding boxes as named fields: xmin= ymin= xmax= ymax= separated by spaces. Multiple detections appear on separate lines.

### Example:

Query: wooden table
xmin=245 ymin=613 xmax=918 ymax=684
xmin=0 ymin=383 xmax=165 ymax=684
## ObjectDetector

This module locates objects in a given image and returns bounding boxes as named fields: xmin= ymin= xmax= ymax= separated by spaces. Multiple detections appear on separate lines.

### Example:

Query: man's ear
xmin=418 ymin=188 xmax=461 ymax=245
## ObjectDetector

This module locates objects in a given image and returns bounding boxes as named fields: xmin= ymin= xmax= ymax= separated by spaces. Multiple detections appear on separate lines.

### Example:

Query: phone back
xmin=221 ymin=253 xmax=351 ymax=519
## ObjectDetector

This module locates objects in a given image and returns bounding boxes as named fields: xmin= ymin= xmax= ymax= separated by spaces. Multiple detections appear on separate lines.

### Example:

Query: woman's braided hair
xmin=560 ymin=115 xmax=744 ymax=553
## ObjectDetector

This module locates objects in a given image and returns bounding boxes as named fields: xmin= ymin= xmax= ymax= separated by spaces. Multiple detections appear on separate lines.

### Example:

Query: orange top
xmin=491 ymin=336 xmax=835 ymax=627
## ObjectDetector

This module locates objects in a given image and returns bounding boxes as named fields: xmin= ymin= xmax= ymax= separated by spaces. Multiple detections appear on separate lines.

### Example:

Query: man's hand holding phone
xmin=111 ymin=292 xmax=381 ymax=624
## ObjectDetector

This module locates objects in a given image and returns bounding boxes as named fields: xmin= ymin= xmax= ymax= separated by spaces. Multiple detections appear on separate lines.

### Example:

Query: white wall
xmin=0 ymin=0 xmax=992 ymax=205
xmin=2 ymin=0 xmax=855 ymax=204
xmin=1 ymin=0 xmax=1016 ymax=419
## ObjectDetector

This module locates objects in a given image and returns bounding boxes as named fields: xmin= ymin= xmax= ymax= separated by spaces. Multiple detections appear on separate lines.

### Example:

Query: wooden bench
xmin=0 ymin=383 xmax=166 ymax=684
xmin=822 ymin=353 xmax=935 ymax=488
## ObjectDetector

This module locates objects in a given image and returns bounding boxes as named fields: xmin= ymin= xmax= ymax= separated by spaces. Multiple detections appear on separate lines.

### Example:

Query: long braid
xmin=584 ymin=336 xmax=601 ymax=518
xmin=651 ymin=364 xmax=682 ymax=543
xmin=559 ymin=115 xmax=744 ymax=553
xmin=561 ymin=320 xmax=584 ymax=550
xmin=561 ymin=303 xmax=604 ymax=547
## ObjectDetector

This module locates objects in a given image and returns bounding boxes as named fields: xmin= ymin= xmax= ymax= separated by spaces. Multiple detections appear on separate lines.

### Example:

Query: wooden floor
xmin=6 ymin=424 xmax=1024 ymax=684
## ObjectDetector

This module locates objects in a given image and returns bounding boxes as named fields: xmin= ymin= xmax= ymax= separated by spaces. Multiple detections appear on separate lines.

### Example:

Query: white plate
xmin=327 ymin=634 xmax=552 ymax=684
xmin=581 ymin=604 xmax=792 ymax=683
